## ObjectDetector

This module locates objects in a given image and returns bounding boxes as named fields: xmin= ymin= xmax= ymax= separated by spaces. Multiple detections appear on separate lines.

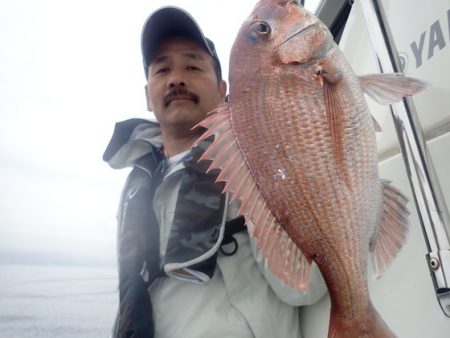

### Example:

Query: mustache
xmin=163 ymin=87 xmax=199 ymax=107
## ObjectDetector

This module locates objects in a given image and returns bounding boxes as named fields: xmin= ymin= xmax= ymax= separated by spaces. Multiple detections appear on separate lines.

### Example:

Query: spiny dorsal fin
xmin=370 ymin=179 xmax=410 ymax=278
xmin=194 ymin=103 xmax=312 ymax=291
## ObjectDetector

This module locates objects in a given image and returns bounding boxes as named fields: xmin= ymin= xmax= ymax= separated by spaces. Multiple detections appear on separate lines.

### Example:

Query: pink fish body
xmin=195 ymin=1 xmax=427 ymax=337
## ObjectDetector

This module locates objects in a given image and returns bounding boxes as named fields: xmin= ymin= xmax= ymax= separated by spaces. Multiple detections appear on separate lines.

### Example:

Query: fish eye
xmin=253 ymin=21 xmax=271 ymax=36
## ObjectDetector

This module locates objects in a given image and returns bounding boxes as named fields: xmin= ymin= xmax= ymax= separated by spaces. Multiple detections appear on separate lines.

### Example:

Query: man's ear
xmin=145 ymin=85 xmax=153 ymax=111
xmin=219 ymin=80 xmax=227 ymax=101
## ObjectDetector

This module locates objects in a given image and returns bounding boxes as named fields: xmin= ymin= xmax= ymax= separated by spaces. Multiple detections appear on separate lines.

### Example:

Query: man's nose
xmin=167 ymin=71 xmax=186 ymax=88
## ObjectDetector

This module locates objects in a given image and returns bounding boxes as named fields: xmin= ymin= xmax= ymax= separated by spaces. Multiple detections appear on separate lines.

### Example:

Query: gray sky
xmin=0 ymin=0 xmax=320 ymax=265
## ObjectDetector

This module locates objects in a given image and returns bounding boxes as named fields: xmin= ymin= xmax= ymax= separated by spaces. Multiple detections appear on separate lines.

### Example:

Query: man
xmin=104 ymin=6 xmax=326 ymax=338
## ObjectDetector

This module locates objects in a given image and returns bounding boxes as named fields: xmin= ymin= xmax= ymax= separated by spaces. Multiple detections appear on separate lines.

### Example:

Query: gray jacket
xmin=104 ymin=119 xmax=326 ymax=338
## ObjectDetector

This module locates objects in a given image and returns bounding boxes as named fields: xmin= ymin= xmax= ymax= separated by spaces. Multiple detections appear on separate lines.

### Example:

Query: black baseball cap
xmin=141 ymin=6 xmax=222 ymax=80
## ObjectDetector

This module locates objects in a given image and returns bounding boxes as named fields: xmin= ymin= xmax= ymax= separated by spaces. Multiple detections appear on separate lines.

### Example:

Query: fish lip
xmin=280 ymin=21 xmax=321 ymax=46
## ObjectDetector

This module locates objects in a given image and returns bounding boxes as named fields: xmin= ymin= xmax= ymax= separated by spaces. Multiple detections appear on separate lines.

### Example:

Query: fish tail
xmin=328 ymin=304 xmax=396 ymax=338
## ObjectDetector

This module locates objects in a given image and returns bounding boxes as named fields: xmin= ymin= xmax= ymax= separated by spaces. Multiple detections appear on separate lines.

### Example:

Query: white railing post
xmin=360 ymin=0 xmax=450 ymax=317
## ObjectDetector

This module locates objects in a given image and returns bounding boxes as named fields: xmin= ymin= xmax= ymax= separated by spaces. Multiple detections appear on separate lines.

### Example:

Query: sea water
xmin=0 ymin=264 xmax=118 ymax=338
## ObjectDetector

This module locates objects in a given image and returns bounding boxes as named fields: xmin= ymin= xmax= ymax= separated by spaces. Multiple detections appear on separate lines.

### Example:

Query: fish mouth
xmin=279 ymin=21 xmax=334 ymax=64
xmin=281 ymin=21 xmax=322 ymax=46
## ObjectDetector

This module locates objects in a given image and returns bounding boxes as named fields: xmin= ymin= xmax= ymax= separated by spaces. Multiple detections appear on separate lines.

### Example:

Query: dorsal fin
xmin=370 ymin=179 xmax=410 ymax=278
xmin=193 ymin=103 xmax=313 ymax=291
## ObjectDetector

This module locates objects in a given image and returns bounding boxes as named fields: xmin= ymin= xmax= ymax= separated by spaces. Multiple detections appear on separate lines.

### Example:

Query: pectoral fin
xmin=320 ymin=68 xmax=350 ymax=187
xmin=359 ymin=73 xmax=429 ymax=105
xmin=193 ymin=104 xmax=313 ymax=291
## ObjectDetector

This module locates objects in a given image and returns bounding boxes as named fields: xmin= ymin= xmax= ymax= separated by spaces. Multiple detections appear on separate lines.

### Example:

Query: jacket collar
xmin=103 ymin=118 xmax=163 ymax=169
xmin=103 ymin=118 xmax=214 ymax=177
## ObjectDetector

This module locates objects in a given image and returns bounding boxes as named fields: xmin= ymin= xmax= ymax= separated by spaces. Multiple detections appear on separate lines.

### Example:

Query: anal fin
xmin=370 ymin=179 xmax=410 ymax=277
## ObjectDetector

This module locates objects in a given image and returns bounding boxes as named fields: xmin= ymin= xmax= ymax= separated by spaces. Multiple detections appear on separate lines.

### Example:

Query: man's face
xmin=146 ymin=37 xmax=226 ymax=133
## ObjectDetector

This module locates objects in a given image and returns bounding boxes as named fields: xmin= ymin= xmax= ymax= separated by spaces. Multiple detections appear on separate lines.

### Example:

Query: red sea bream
xmin=194 ymin=0 xmax=428 ymax=336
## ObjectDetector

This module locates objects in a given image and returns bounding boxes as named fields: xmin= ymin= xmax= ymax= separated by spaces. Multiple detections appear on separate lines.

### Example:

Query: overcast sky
xmin=0 ymin=0 xmax=320 ymax=265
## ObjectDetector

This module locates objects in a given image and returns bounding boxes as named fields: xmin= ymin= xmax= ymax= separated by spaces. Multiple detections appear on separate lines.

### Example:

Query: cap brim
xmin=141 ymin=7 xmax=213 ymax=72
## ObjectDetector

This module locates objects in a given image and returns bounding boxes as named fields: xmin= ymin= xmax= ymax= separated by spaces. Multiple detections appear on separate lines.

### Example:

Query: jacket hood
xmin=103 ymin=118 xmax=163 ymax=169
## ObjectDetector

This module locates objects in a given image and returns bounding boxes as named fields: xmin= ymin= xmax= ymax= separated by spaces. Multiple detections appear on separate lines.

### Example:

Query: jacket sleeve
xmin=247 ymin=227 xmax=328 ymax=307
xmin=113 ymin=168 xmax=156 ymax=338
